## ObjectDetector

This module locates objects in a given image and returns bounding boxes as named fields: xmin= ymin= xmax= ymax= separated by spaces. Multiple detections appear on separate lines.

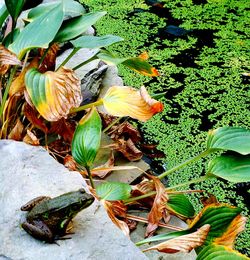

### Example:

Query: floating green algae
xmin=81 ymin=0 xmax=250 ymax=255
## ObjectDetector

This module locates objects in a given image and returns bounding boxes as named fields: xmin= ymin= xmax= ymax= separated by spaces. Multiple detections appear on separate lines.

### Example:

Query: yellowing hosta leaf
xmin=25 ymin=67 xmax=81 ymax=121
xmin=102 ymin=86 xmax=164 ymax=121
xmin=143 ymin=224 xmax=210 ymax=254
xmin=71 ymin=107 xmax=102 ymax=168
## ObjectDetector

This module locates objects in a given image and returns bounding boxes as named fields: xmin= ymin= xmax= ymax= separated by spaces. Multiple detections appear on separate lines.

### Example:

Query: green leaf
xmin=71 ymin=107 xmax=102 ymax=168
xmin=207 ymin=127 xmax=250 ymax=155
xmin=96 ymin=182 xmax=132 ymax=201
xmin=166 ymin=194 xmax=195 ymax=219
xmin=8 ymin=3 xmax=63 ymax=59
xmin=207 ymin=154 xmax=250 ymax=183
xmin=3 ymin=28 xmax=20 ymax=47
xmin=0 ymin=4 xmax=8 ymax=31
xmin=71 ymin=35 xmax=123 ymax=49
xmin=97 ymin=50 xmax=127 ymax=65
xmin=5 ymin=0 xmax=25 ymax=21
xmin=136 ymin=229 xmax=189 ymax=246
xmin=197 ymin=244 xmax=249 ymax=260
xmin=190 ymin=204 xmax=242 ymax=246
xmin=27 ymin=0 xmax=85 ymax=21
xmin=54 ymin=11 xmax=106 ymax=43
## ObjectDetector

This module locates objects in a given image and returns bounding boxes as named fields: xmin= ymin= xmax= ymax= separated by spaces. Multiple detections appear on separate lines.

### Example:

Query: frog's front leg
xmin=21 ymin=196 xmax=51 ymax=211
xmin=21 ymin=220 xmax=54 ymax=243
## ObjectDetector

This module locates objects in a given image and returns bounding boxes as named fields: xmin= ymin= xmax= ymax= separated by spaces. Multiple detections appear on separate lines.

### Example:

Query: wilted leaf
xmin=102 ymin=86 xmax=163 ymax=121
xmin=122 ymin=57 xmax=159 ymax=77
xmin=102 ymin=200 xmax=129 ymax=237
xmin=214 ymin=215 xmax=247 ymax=248
xmin=207 ymin=127 xmax=250 ymax=155
xmin=9 ymin=3 xmax=64 ymax=59
xmin=144 ymin=224 xmax=210 ymax=253
xmin=25 ymin=67 xmax=81 ymax=121
xmin=71 ymin=35 xmax=123 ymax=49
xmin=23 ymin=129 xmax=39 ymax=145
xmin=111 ymin=200 xmax=127 ymax=218
xmin=146 ymin=176 xmax=168 ymax=237
xmin=207 ymin=154 xmax=250 ymax=183
xmin=54 ymin=12 xmax=106 ymax=43
xmin=64 ymin=154 xmax=77 ymax=171
xmin=112 ymin=138 xmax=143 ymax=161
xmin=197 ymin=244 xmax=249 ymax=260
xmin=0 ymin=45 xmax=22 ymax=74
xmin=71 ymin=107 xmax=101 ymax=168
xmin=23 ymin=103 xmax=48 ymax=133
xmin=96 ymin=181 xmax=132 ymax=201
xmin=50 ymin=118 xmax=76 ymax=143
xmin=38 ymin=43 xmax=60 ymax=72
xmin=166 ymin=194 xmax=195 ymax=219
xmin=138 ymin=51 xmax=149 ymax=60
xmin=8 ymin=118 xmax=24 ymax=140
xmin=200 ymin=194 xmax=218 ymax=206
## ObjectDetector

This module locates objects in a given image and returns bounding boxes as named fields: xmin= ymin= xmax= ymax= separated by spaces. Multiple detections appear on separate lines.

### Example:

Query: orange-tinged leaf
xmin=64 ymin=154 xmax=77 ymax=171
xmin=102 ymin=86 xmax=164 ymax=121
xmin=214 ymin=215 xmax=247 ymax=248
xmin=23 ymin=103 xmax=48 ymax=133
xmin=138 ymin=51 xmax=149 ymax=60
xmin=23 ymin=129 xmax=39 ymax=145
xmin=146 ymin=176 xmax=169 ymax=237
xmin=143 ymin=224 xmax=210 ymax=253
xmin=102 ymin=200 xmax=130 ymax=237
xmin=0 ymin=45 xmax=22 ymax=74
xmin=25 ymin=67 xmax=81 ymax=121
xmin=8 ymin=118 xmax=24 ymax=141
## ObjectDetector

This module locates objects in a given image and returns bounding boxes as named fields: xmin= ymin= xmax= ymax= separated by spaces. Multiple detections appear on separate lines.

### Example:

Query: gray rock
xmin=0 ymin=140 xmax=147 ymax=260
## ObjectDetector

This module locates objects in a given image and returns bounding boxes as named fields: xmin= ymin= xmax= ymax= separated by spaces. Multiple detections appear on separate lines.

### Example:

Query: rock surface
xmin=0 ymin=140 xmax=147 ymax=260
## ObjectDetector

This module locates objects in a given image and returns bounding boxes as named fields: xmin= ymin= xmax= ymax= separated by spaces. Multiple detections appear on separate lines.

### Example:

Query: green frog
xmin=20 ymin=189 xmax=94 ymax=243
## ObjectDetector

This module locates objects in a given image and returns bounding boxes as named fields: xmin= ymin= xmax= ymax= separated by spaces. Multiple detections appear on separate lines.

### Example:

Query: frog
xmin=20 ymin=189 xmax=94 ymax=243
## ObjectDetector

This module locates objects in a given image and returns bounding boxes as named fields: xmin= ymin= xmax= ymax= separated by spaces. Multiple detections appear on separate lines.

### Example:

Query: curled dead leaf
xmin=102 ymin=86 xmax=164 ymax=121
xmin=8 ymin=118 xmax=24 ymax=141
xmin=64 ymin=155 xmax=77 ymax=171
xmin=146 ymin=176 xmax=169 ymax=237
xmin=23 ymin=129 xmax=39 ymax=146
xmin=143 ymin=224 xmax=210 ymax=253
xmin=0 ymin=45 xmax=22 ymax=75
xmin=102 ymin=200 xmax=130 ymax=237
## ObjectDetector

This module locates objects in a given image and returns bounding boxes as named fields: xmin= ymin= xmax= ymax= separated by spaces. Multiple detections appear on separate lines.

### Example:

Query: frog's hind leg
xmin=21 ymin=196 xmax=51 ymax=211
xmin=21 ymin=220 xmax=54 ymax=243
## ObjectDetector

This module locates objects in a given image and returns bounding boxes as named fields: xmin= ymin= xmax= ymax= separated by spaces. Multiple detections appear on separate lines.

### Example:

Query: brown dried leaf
xmin=8 ymin=118 xmax=24 ymax=140
xmin=146 ymin=176 xmax=168 ymax=237
xmin=91 ymin=151 xmax=114 ymax=178
xmin=50 ymin=118 xmax=76 ymax=143
xmin=23 ymin=129 xmax=39 ymax=145
xmin=138 ymin=51 xmax=149 ymax=60
xmin=143 ymin=224 xmax=210 ymax=253
xmin=102 ymin=200 xmax=130 ymax=237
xmin=39 ymin=43 xmax=60 ymax=73
xmin=64 ymin=155 xmax=77 ymax=171
xmin=111 ymin=200 xmax=127 ymax=218
xmin=0 ymin=45 xmax=22 ymax=74
xmin=113 ymin=138 xmax=143 ymax=161
xmin=200 ymin=194 xmax=218 ymax=207
xmin=23 ymin=103 xmax=48 ymax=133
xmin=214 ymin=215 xmax=247 ymax=248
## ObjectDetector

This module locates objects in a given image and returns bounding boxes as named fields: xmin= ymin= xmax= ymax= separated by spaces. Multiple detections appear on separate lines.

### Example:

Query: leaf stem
xmin=103 ymin=117 xmax=121 ymax=133
xmin=0 ymin=66 xmax=18 ymax=121
xmin=86 ymin=166 xmax=95 ymax=189
xmin=70 ymin=99 xmax=103 ymax=114
xmin=158 ymin=149 xmax=212 ymax=180
xmin=57 ymin=48 xmax=80 ymax=70
xmin=73 ymin=55 xmax=98 ymax=71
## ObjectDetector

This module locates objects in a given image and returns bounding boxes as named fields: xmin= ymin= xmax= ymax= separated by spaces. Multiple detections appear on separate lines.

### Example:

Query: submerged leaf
xmin=146 ymin=176 xmax=168 ymax=237
xmin=102 ymin=86 xmax=164 ymax=121
xmin=144 ymin=224 xmax=210 ymax=253
xmin=71 ymin=107 xmax=101 ymax=168
xmin=25 ymin=67 xmax=81 ymax=121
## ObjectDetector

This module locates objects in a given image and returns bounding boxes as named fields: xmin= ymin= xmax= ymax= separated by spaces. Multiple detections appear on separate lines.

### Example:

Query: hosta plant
xmin=0 ymin=1 xmax=249 ymax=259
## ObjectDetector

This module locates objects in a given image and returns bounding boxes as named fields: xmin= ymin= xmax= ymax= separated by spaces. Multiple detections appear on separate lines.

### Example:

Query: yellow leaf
xmin=102 ymin=86 xmax=164 ymax=121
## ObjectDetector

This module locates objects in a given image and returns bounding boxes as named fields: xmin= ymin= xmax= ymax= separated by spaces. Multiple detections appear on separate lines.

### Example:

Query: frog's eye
xmin=79 ymin=188 xmax=86 ymax=194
